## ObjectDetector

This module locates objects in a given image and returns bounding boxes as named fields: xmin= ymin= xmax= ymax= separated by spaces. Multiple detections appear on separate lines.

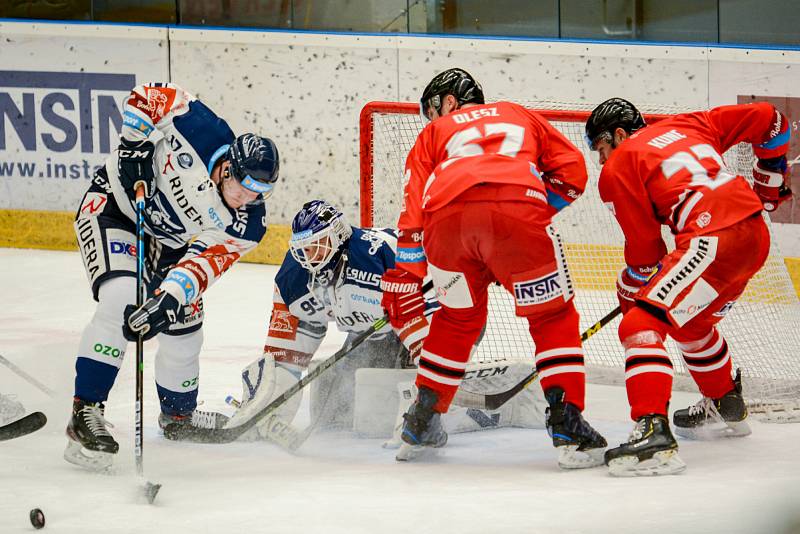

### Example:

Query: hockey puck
xmin=29 ymin=508 xmax=45 ymax=529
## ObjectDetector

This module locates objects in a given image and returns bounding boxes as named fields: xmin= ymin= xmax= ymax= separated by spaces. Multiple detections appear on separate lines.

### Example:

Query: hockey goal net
xmin=359 ymin=101 xmax=800 ymax=421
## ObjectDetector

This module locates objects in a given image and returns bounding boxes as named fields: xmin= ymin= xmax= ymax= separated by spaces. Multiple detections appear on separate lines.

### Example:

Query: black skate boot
xmin=396 ymin=386 xmax=448 ymax=461
xmin=605 ymin=414 xmax=686 ymax=477
xmin=544 ymin=387 xmax=607 ymax=469
xmin=673 ymin=369 xmax=751 ymax=439
xmin=64 ymin=398 xmax=118 ymax=471
xmin=159 ymin=409 xmax=230 ymax=442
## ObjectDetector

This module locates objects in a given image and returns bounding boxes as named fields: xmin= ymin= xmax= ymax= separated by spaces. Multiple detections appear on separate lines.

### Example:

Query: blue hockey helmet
xmin=290 ymin=200 xmax=353 ymax=274
xmin=226 ymin=134 xmax=280 ymax=203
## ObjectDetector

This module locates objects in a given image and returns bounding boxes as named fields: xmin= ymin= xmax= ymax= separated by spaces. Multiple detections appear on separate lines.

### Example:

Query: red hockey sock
xmin=675 ymin=328 xmax=734 ymax=400
xmin=416 ymin=305 xmax=484 ymax=413
xmin=619 ymin=308 xmax=673 ymax=420
xmin=527 ymin=303 xmax=585 ymax=411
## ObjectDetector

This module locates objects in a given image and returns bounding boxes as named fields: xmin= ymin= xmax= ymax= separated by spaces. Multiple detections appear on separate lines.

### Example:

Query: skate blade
xmin=607 ymin=450 xmax=687 ymax=477
xmin=557 ymin=445 xmax=605 ymax=469
xmin=674 ymin=419 xmax=751 ymax=440
xmin=63 ymin=440 xmax=115 ymax=473
xmin=395 ymin=442 xmax=441 ymax=462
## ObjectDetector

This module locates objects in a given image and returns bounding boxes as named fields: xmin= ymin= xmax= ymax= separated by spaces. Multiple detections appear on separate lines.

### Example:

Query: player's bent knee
xmin=95 ymin=276 xmax=136 ymax=322
xmin=618 ymin=307 xmax=668 ymax=348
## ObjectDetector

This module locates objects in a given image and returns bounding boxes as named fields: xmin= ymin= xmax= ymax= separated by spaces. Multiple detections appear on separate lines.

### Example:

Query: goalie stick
xmin=0 ymin=411 xmax=47 ymax=442
xmin=164 ymin=317 xmax=393 ymax=443
xmin=454 ymin=306 xmax=622 ymax=411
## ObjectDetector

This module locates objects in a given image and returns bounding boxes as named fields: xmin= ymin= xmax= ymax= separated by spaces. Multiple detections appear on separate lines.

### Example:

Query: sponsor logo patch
xmin=177 ymin=152 xmax=193 ymax=169
xmin=268 ymin=303 xmax=298 ymax=340
xmin=109 ymin=240 xmax=136 ymax=256
xmin=513 ymin=272 xmax=562 ymax=306
xmin=80 ymin=192 xmax=107 ymax=215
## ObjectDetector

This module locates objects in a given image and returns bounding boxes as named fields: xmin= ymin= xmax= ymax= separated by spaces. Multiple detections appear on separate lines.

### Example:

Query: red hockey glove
xmin=753 ymin=156 xmax=793 ymax=212
xmin=380 ymin=268 xmax=424 ymax=329
xmin=617 ymin=264 xmax=660 ymax=314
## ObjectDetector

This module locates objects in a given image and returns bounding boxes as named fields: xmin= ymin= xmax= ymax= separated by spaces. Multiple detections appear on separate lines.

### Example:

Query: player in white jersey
xmin=226 ymin=201 xmax=546 ymax=443
xmin=65 ymin=83 xmax=279 ymax=471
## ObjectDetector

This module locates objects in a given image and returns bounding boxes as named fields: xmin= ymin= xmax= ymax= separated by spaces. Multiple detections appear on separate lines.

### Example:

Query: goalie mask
xmin=585 ymin=97 xmax=646 ymax=151
xmin=290 ymin=200 xmax=353 ymax=277
xmin=420 ymin=68 xmax=485 ymax=122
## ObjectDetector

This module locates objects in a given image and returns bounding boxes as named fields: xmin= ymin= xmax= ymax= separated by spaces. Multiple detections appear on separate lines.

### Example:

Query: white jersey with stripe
xmin=101 ymin=83 xmax=267 ymax=305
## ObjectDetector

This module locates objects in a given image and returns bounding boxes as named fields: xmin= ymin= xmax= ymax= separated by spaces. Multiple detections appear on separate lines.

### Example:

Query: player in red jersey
xmin=586 ymin=98 xmax=792 ymax=476
xmin=380 ymin=68 xmax=607 ymax=466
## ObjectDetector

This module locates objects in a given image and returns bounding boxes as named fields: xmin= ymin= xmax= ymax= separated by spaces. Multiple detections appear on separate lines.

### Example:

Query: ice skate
xmin=605 ymin=414 xmax=686 ymax=477
xmin=64 ymin=398 xmax=118 ymax=472
xmin=544 ymin=388 xmax=606 ymax=469
xmin=673 ymin=369 xmax=751 ymax=439
xmin=395 ymin=386 xmax=448 ymax=461
xmin=159 ymin=409 xmax=230 ymax=442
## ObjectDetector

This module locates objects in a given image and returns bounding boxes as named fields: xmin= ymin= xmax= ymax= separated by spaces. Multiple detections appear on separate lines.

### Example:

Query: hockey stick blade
xmin=0 ymin=411 xmax=47 ymax=441
xmin=477 ymin=306 xmax=622 ymax=411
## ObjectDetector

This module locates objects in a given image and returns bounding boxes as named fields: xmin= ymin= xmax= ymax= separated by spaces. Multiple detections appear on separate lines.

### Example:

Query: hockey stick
xmin=455 ymin=305 xmax=623 ymax=411
xmin=164 ymin=316 xmax=393 ymax=443
xmin=0 ymin=354 xmax=56 ymax=398
xmin=0 ymin=412 xmax=47 ymax=442
xmin=164 ymin=282 xmax=433 ymax=444
xmin=133 ymin=182 xmax=161 ymax=504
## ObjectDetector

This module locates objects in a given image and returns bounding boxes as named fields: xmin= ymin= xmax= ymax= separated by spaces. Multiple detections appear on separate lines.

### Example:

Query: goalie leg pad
xmin=225 ymin=354 xmax=302 ymax=437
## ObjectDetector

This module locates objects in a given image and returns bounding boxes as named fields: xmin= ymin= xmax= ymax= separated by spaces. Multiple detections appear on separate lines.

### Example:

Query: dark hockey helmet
xmin=585 ymin=98 xmax=646 ymax=150
xmin=420 ymin=68 xmax=485 ymax=121
xmin=226 ymin=134 xmax=280 ymax=201
xmin=289 ymin=200 xmax=353 ymax=274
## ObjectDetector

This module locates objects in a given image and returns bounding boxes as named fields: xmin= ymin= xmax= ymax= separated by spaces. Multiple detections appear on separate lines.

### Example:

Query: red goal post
xmin=358 ymin=100 xmax=800 ymax=421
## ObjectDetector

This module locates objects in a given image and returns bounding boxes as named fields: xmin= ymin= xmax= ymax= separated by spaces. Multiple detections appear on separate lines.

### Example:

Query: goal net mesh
xmin=359 ymin=101 xmax=800 ymax=419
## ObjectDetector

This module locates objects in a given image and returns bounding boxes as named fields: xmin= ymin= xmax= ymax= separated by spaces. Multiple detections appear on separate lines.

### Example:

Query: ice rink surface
xmin=1 ymin=248 xmax=799 ymax=534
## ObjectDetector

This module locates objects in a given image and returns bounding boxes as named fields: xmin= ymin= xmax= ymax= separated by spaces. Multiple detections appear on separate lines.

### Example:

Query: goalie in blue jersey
xmin=226 ymin=200 xmax=547 ymax=443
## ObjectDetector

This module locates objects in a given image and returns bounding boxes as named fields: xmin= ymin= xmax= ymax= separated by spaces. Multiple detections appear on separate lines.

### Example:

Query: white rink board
xmin=1 ymin=248 xmax=800 ymax=533
xmin=1 ymin=21 xmax=799 ymax=254
xmin=0 ymin=22 xmax=169 ymax=211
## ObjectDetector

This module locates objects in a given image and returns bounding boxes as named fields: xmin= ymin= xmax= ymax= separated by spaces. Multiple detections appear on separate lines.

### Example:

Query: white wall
xmin=0 ymin=22 xmax=168 ymax=210
xmin=1 ymin=21 xmax=799 ymax=253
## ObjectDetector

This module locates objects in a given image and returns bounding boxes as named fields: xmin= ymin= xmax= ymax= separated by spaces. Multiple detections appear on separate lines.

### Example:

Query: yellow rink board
xmin=2 ymin=209 xmax=799 ymax=299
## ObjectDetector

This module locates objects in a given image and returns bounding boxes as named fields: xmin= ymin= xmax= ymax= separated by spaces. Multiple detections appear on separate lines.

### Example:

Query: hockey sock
xmin=154 ymin=329 xmax=203 ymax=415
xmin=74 ymin=277 xmax=135 ymax=402
xmin=675 ymin=328 xmax=734 ymax=399
xmin=619 ymin=307 xmax=673 ymax=420
xmin=416 ymin=305 xmax=484 ymax=413
xmin=527 ymin=303 xmax=585 ymax=411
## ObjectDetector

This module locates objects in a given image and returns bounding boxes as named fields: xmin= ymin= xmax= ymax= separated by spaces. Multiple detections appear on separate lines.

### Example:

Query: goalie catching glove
xmin=617 ymin=264 xmax=660 ymax=314
xmin=753 ymin=156 xmax=792 ymax=212
xmin=123 ymin=289 xmax=183 ymax=341
xmin=380 ymin=268 xmax=425 ymax=329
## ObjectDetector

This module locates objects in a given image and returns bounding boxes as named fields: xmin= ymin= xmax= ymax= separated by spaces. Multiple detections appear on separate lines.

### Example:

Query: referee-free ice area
xmin=1 ymin=248 xmax=799 ymax=534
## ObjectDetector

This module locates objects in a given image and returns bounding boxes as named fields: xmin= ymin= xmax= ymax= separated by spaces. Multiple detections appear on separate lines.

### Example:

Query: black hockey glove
xmin=123 ymin=290 xmax=183 ymax=341
xmin=117 ymin=138 xmax=156 ymax=200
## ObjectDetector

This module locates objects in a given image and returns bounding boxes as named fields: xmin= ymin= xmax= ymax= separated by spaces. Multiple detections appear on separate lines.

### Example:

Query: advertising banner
xmin=0 ymin=22 xmax=168 ymax=211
